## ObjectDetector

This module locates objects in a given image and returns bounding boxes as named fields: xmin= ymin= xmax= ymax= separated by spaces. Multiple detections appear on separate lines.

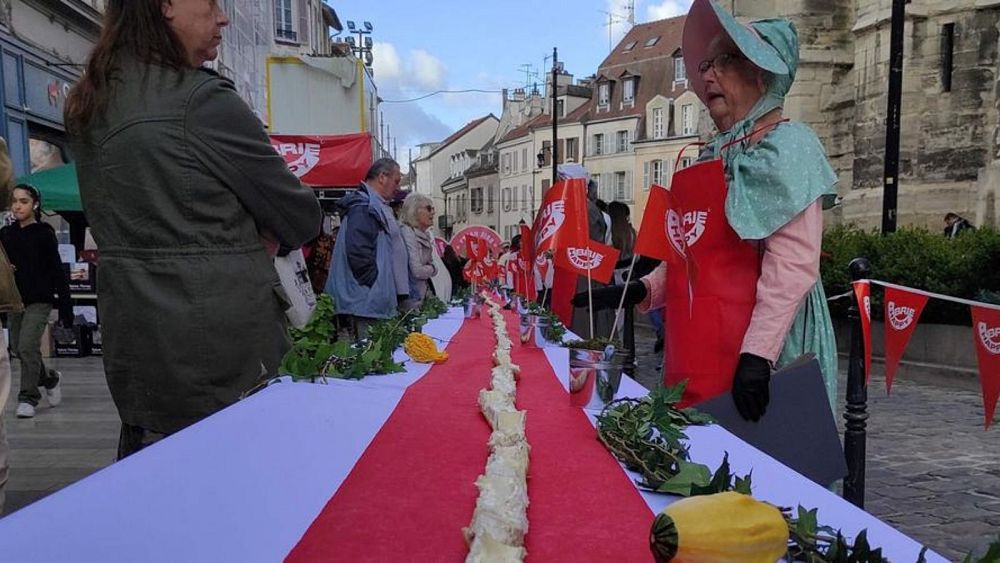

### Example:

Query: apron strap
xmin=673 ymin=118 xmax=792 ymax=172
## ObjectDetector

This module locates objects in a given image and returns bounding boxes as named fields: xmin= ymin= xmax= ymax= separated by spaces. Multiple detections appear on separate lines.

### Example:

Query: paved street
xmin=2 ymin=327 xmax=998 ymax=560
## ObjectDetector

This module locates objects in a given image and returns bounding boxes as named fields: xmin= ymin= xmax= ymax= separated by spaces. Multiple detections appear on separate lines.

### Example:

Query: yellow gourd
xmin=404 ymin=332 xmax=449 ymax=364
xmin=649 ymin=492 xmax=789 ymax=563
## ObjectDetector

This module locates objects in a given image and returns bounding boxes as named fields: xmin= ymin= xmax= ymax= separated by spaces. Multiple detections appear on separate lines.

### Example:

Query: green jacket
xmin=72 ymin=59 xmax=321 ymax=434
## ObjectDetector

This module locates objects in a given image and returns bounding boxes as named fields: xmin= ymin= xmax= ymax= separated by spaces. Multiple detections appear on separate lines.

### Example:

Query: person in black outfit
xmin=441 ymin=244 xmax=468 ymax=292
xmin=1 ymin=185 xmax=73 ymax=419
xmin=943 ymin=212 xmax=975 ymax=239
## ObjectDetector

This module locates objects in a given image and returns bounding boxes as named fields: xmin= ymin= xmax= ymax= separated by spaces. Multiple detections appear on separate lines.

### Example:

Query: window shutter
xmin=643 ymin=161 xmax=649 ymax=190
xmin=297 ymin=0 xmax=309 ymax=46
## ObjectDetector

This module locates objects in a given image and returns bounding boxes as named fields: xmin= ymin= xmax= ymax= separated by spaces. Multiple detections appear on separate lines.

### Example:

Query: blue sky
xmin=328 ymin=0 xmax=693 ymax=169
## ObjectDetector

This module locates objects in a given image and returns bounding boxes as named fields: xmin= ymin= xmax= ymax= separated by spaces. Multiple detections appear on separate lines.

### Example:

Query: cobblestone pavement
xmin=4 ymin=329 xmax=999 ymax=560
xmin=631 ymin=321 xmax=1000 ymax=561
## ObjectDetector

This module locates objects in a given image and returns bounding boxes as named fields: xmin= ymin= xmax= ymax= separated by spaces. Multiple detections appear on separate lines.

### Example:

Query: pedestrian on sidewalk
xmin=1 ymin=184 xmax=73 ymax=419
xmin=65 ymin=0 xmax=322 ymax=459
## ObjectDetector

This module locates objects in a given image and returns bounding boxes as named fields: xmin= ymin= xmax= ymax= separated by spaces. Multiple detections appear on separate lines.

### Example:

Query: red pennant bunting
xmin=553 ymin=241 xmax=621 ymax=285
xmin=883 ymin=287 xmax=929 ymax=394
xmin=532 ymin=178 xmax=588 ymax=256
xmin=852 ymin=281 xmax=872 ymax=382
xmin=971 ymin=306 xmax=1000 ymax=429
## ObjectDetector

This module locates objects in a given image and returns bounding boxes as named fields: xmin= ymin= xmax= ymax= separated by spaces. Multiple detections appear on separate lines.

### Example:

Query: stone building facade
xmin=729 ymin=0 xmax=1000 ymax=229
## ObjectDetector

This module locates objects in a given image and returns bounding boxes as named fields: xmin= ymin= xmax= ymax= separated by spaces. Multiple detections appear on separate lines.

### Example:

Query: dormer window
xmin=623 ymin=78 xmax=635 ymax=104
xmin=622 ymin=41 xmax=637 ymax=52
xmin=645 ymin=36 xmax=660 ymax=48
xmin=673 ymin=53 xmax=687 ymax=88
xmin=598 ymin=82 xmax=610 ymax=109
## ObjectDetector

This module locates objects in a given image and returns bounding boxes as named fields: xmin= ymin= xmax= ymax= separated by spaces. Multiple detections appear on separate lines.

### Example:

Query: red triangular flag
xmin=532 ymin=178 xmax=588 ymax=255
xmin=883 ymin=286 xmax=929 ymax=394
xmin=553 ymin=241 xmax=621 ymax=285
xmin=971 ymin=306 xmax=1000 ymax=429
xmin=852 ymin=281 xmax=872 ymax=382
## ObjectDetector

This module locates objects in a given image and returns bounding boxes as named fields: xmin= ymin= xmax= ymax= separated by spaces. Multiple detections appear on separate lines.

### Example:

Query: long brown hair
xmin=608 ymin=201 xmax=634 ymax=256
xmin=64 ymin=0 xmax=188 ymax=136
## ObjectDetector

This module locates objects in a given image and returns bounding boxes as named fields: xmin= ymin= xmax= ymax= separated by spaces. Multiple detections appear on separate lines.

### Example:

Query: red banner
xmin=550 ymin=267 xmax=577 ymax=329
xmin=971 ymin=306 xmax=1000 ymax=429
xmin=270 ymin=133 xmax=372 ymax=187
xmin=883 ymin=287 xmax=929 ymax=394
xmin=634 ymin=184 xmax=687 ymax=265
xmin=532 ymin=178 xmax=588 ymax=255
xmin=554 ymin=241 xmax=620 ymax=285
xmin=852 ymin=281 xmax=872 ymax=382
xmin=451 ymin=226 xmax=502 ymax=259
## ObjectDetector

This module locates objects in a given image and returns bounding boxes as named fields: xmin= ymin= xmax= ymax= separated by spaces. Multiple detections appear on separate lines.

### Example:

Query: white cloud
xmin=410 ymin=49 xmax=447 ymax=91
xmin=646 ymin=0 xmax=693 ymax=21
xmin=372 ymin=42 xmax=402 ymax=81
xmin=603 ymin=0 xmax=635 ymax=47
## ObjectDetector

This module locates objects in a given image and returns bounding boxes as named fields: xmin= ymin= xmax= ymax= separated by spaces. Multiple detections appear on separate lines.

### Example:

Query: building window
xmin=502 ymin=153 xmax=511 ymax=176
xmin=528 ymin=185 xmax=535 ymax=212
xmin=275 ymin=0 xmax=297 ymax=41
xmin=472 ymin=187 xmax=484 ymax=214
xmin=521 ymin=185 xmax=528 ymax=211
xmin=652 ymin=107 xmax=664 ymax=139
xmin=616 ymin=130 xmax=629 ymax=153
xmin=614 ymin=171 xmax=628 ymax=202
xmin=681 ymin=104 xmax=694 ymax=135
xmin=598 ymin=83 xmax=610 ymax=108
xmin=680 ymin=157 xmax=693 ymax=169
xmin=488 ymin=185 xmax=496 ymax=213
xmin=592 ymin=133 xmax=604 ymax=156
xmin=556 ymin=99 xmax=565 ymax=117
xmin=502 ymin=187 xmax=512 ymax=211
xmin=521 ymin=147 xmax=528 ymax=172
xmin=941 ymin=23 xmax=955 ymax=93
xmin=565 ymin=137 xmax=578 ymax=162
xmin=512 ymin=185 xmax=519 ymax=209
xmin=645 ymin=36 xmax=660 ymax=48
xmin=512 ymin=150 xmax=518 ymax=173
xmin=673 ymin=55 xmax=686 ymax=84
xmin=652 ymin=160 xmax=663 ymax=186
xmin=623 ymin=41 xmax=637 ymax=52
xmin=623 ymin=78 xmax=635 ymax=104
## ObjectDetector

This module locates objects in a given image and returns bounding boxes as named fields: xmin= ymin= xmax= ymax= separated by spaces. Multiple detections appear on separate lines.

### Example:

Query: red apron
xmin=662 ymin=142 xmax=766 ymax=407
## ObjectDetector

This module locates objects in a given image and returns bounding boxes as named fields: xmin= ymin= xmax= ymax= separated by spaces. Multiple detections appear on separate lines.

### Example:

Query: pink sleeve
xmin=740 ymin=200 xmax=824 ymax=362
xmin=638 ymin=262 xmax=668 ymax=312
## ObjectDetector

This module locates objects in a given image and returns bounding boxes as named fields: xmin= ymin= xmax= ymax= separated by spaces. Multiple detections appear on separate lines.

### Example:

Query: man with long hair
xmin=65 ymin=0 xmax=321 ymax=458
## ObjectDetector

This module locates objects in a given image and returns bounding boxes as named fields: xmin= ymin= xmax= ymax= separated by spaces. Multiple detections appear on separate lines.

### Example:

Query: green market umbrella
xmin=16 ymin=163 xmax=82 ymax=212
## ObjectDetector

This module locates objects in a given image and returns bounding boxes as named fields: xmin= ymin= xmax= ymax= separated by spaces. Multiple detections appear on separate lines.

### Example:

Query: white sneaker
xmin=46 ymin=381 xmax=62 ymax=407
xmin=16 ymin=403 xmax=35 ymax=418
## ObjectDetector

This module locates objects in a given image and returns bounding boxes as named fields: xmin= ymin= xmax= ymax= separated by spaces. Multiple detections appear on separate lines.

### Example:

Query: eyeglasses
xmin=424 ymin=205 xmax=435 ymax=212
xmin=697 ymin=52 xmax=745 ymax=75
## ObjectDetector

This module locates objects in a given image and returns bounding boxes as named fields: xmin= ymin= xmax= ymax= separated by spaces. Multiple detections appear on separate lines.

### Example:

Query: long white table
xmin=0 ymin=308 xmax=944 ymax=562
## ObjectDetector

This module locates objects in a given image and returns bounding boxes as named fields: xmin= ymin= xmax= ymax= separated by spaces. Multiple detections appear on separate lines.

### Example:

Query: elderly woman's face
xmin=162 ymin=0 xmax=230 ymax=67
xmin=417 ymin=201 xmax=435 ymax=229
xmin=699 ymin=36 xmax=766 ymax=131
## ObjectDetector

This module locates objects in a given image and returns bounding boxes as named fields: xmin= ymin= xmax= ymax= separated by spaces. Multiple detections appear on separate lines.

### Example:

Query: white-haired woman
xmin=399 ymin=193 xmax=437 ymax=309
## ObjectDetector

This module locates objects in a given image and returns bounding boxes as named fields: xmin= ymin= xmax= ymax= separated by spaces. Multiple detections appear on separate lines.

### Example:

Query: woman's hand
xmin=731 ymin=353 xmax=772 ymax=422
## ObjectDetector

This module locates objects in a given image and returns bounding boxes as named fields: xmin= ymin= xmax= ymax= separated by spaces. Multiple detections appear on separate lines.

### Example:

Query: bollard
xmin=843 ymin=257 xmax=871 ymax=508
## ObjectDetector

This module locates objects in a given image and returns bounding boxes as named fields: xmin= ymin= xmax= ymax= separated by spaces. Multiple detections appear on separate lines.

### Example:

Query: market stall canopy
xmin=16 ymin=163 xmax=81 ymax=212
xmin=269 ymin=133 xmax=372 ymax=188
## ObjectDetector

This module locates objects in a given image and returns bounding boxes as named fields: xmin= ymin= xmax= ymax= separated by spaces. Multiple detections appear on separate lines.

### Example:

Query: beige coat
xmin=400 ymin=224 xmax=437 ymax=302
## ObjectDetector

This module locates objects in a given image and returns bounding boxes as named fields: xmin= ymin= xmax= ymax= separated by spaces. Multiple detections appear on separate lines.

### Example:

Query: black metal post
xmin=881 ymin=0 xmax=905 ymax=234
xmin=551 ymin=47 xmax=558 ymax=188
xmin=843 ymin=257 xmax=872 ymax=508
xmin=623 ymin=306 xmax=636 ymax=378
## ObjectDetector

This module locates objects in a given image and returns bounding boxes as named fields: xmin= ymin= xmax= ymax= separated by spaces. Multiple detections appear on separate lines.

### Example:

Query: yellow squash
xmin=650 ymin=492 xmax=788 ymax=563
xmin=403 ymin=332 xmax=449 ymax=364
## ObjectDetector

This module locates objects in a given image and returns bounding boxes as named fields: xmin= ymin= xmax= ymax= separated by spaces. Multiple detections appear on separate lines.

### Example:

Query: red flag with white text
xmin=633 ymin=184 xmax=687 ymax=265
xmin=554 ymin=241 xmax=621 ymax=285
xmin=971 ymin=306 xmax=1000 ymax=429
xmin=852 ymin=281 xmax=872 ymax=382
xmin=532 ymin=178 xmax=588 ymax=255
xmin=465 ymin=237 xmax=487 ymax=261
xmin=883 ymin=286 xmax=929 ymax=394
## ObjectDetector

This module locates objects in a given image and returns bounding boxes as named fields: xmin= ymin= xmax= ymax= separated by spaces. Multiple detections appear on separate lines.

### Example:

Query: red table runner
xmin=286 ymin=311 xmax=653 ymax=561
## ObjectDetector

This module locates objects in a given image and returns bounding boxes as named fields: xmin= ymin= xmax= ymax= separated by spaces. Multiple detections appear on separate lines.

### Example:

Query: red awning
xmin=270 ymin=133 xmax=372 ymax=188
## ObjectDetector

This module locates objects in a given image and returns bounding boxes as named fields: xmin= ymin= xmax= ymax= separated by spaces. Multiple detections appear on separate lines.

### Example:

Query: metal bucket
xmin=519 ymin=314 xmax=554 ymax=348
xmin=568 ymin=348 xmax=625 ymax=412
xmin=464 ymin=296 xmax=481 ymax=319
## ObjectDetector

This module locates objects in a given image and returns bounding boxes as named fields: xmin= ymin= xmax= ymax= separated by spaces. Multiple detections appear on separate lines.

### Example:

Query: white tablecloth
xmin=0 ymin=308 xmax=944 ymax=562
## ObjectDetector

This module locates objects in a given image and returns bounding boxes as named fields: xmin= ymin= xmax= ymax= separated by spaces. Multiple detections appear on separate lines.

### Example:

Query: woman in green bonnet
xmin=589 ymin=0 xmax=838 ymax=420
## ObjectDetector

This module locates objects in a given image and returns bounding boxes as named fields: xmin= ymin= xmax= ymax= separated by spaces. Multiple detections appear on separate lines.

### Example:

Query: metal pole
xmin=551 ymin=47 xmax=558 ymax=188
xmin=882 ymin=0 xmax=905 ymax=234
xmin=623 ymin=306 xmax=636 ymax=378
xmin=843 ymin=257 xmax=872 ymax=508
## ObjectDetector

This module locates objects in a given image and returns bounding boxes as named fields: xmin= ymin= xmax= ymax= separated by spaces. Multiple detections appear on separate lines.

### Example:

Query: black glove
xmin=731 ymin=353 xmax=772 ymax=422
xmin=571 ymin=281 xmax=647 ymax=310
